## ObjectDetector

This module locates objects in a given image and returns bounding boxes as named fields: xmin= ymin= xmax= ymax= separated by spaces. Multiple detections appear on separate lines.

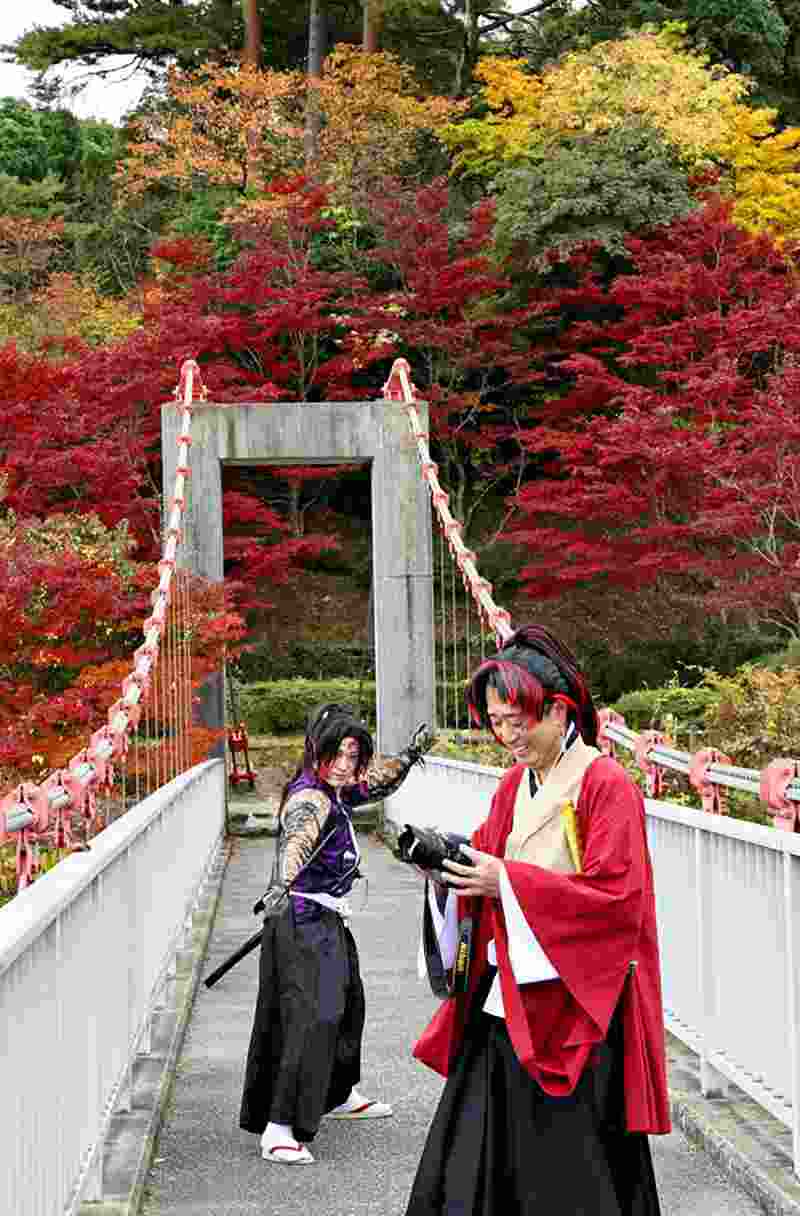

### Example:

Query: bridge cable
xmin=0 ymin=359 xmax=205 ymax=886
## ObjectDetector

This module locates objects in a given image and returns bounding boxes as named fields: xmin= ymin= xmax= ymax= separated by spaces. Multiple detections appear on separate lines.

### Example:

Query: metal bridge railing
xmin=0 ymin=359 xmax=205 ymax=890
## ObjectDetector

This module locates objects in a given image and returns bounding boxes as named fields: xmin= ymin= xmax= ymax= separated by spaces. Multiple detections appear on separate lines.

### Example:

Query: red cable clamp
xmin=7 ymin=782 xmax=50 ymax=886
xmin=20 ymin=782 xmax=50 ymax=833
xmin=175 ymin=464 xmax=192 ymax=479
xmin=382 ymin=357 xmax=416 ymax=401
xmin=177 ymin=358 xmax=203 ymax=403
xmin=123 ymin=670 xmax=149 ymax=702
xmin=596 ymin=708 xmax=626 ymax=759
xmin=760 ymin=758 xmax=799 ymax=831
xmin=63 ymin=751 xmax=97 ymax=826
xmin=491 ymin=609 xmax=513 ymax=644
xmin=16 ymin=827 xmax=38 ymax=889
xmin=133 ymin=643 xmax=158 ymax=685
xmin=88 ymin=726 xmax=117 ymax=788
xmin=144 ymin=594 xmax=168 ymax=636
xmin=108 ymin=697 xmax=140 ymax=736
xmin=689 ymin=747 xmax=732 ymax=815
xmin=634 ymin=730 xmax=666 ymax=798
xmin=0 ymin=784 xmax=46 ymax=842
xmin=421 ymin=462 xmax=439 ymax=482
xmin=42 ymin=771 xmax=75 ymax=851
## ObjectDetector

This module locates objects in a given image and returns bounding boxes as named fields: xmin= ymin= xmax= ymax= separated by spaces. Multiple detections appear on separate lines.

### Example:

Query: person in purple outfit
xmin=239 ymin=702 xmax=432 ymax=1164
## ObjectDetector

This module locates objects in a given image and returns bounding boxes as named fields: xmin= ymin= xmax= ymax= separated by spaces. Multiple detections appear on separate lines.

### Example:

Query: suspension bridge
xmin=3 ymin=359 xmax=800 ymax=1215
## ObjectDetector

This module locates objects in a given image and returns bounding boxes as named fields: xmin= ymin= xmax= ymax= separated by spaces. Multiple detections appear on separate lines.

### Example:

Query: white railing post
xmin=783 ymin=850 xmax=800 ymax=1176
xmin=696 ymin=826 xmax=729 ymax=1097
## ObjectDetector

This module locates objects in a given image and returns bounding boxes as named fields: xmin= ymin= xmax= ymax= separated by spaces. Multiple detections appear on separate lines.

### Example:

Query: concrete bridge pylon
xmin=161 ymin=398 xmax=435 ymax=755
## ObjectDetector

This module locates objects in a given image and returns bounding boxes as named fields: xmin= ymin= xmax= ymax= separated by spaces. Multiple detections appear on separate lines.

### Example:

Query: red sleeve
xmin=500 ymin=757 xmax=646 ymax=1036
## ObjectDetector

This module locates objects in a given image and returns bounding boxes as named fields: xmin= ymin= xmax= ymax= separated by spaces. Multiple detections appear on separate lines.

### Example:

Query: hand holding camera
xmin=398 ymin=825 xmax=504 ymax=899
xmin=397 ymin=824 xmax=475 ymax=874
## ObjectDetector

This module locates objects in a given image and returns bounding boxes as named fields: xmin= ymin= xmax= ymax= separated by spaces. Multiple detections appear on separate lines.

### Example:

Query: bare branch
xmin=478 ymin=0 xmax=565 ymax=35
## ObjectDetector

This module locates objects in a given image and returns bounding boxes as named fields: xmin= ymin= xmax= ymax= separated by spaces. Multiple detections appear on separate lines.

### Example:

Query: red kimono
xmin=412 ymin=755 xmax=671 ymax=1136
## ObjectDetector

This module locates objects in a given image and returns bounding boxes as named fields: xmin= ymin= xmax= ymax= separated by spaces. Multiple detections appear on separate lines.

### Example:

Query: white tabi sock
xmin=262 ymin=1121 xmax=295 ymax=1146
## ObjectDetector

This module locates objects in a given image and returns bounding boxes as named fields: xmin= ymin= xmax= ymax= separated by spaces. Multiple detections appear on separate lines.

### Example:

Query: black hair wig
xmin=279 ymin=702 xmax=374 ymax=810
xmin=467 ymin=626 xmax=599 ymax=747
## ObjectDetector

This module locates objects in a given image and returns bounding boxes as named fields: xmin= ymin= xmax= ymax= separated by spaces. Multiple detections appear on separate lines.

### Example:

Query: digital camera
xmin=397 ymin=824 xmax=474 ymax=872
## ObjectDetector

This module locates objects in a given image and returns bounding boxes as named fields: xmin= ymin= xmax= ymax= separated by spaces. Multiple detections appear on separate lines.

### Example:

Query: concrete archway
xmin=161 ymin=399 xmax=435 ymax=754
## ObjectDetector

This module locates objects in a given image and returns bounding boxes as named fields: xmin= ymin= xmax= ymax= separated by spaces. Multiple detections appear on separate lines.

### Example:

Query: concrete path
xmin=140 ymin=835 xmax=765 ymax=1216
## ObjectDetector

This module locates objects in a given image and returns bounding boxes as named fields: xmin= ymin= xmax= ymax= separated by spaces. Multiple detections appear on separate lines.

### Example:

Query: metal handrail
xmin=604 ymin=722 xmax=800 ymax=803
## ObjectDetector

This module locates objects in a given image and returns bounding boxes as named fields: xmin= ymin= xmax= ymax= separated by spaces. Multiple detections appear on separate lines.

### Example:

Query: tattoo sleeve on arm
xmin=357 ymin=753 xmax=413 ymax=802
xmin=352 ymin=725 xmax=435 ymax=804
xmin=278 ymin=790 xmax=330 ymax=885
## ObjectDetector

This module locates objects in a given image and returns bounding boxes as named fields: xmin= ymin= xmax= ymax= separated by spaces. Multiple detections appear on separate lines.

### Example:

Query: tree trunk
xmin=242 ymin=0 xmax=262 ymax=68
xmin=363 ymin=0 xmax=382 ymax=52
xmin=289 ymin=482 xmax=304 ymax=537
xmin=305 ymin=0 xmax=328 ymax=165
xmin=774 ymin=1 xmax=800 ymax=98
xmin=453 ymin=0 xmax=480 ymax=97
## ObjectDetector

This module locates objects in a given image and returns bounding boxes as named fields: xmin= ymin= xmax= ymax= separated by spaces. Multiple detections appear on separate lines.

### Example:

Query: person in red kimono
xmin=405 ymin=625 xmax=670 ymax=1216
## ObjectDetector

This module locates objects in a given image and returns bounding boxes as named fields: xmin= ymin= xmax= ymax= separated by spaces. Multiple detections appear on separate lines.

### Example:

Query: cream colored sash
xmin=504 ymin=737 xmax=601 ymax=872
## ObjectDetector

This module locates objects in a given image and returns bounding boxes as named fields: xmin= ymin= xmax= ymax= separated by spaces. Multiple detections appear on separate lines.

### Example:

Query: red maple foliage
xmin=349 ymin=179 xmax=544 ymax=530
xmin=505 ymin=201 xmax=800 ymax=630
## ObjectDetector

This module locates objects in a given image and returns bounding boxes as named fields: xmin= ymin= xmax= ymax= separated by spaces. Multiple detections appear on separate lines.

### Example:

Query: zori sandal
xmin=262 ymin=1142 xmax=314 ymax=1164
xmin=325 ymin=1090 xmax=393 ymax=1119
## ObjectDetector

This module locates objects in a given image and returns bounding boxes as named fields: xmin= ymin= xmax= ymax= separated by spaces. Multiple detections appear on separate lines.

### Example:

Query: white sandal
xmin=325 ymin=1089 xmax=393 ymax=1120
xmin=262 ymin=1141 xmax=314 ymax=1164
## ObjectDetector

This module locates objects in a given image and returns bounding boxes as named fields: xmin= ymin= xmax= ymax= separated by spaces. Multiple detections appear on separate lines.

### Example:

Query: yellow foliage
xmin=313 ymin=48 xmax=463 ymax=205
xmin=0 ymin=272 xmax=141 ymax=350
xmin=440 ymin=28 xmax=800 ymax=245
xmin=0 ymin=511 xmax=136 ymax=573
xmin=442 ymin=32 xmax=756 ymax=174
xmin=721 ymin=118 xmax=800 ymax=243
xmin=117 ymin=62 xmax=303 ymax=197
xmin=120 ymin=50 xmax=460 ymax=223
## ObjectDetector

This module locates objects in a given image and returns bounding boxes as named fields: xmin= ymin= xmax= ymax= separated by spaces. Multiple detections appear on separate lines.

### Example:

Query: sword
xmin=203 ymin=821 xmax=340 ymax=989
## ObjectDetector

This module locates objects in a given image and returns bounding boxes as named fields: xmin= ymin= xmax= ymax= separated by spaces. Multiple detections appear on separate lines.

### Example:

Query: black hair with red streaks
xmin=467 ymin=626 xmax=598 ymax=746
xmin=279 ymin=702 xmax=374 ymax=811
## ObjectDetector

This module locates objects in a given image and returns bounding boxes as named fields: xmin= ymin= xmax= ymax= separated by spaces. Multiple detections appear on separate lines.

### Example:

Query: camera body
xmin=397 ymin=824 xmax=474 ymax=872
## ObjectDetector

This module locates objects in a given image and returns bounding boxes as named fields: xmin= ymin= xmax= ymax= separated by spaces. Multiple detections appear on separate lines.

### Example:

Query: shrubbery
xmin=234 ymin=641 xmax=374 ymax=683
xmin=700 ymin=666 xmax=800 ymax=770
xmin=613 ymin=661 xmax=800 ymax=771
xmin=238 ymin=679 xmax=377 ymax=735
xmin=237 ymin=677 xmax=470 ymax=735
xmin=579 ymin=625 xmax=779 ymax=706
xmin=613 ymin=684 xmax=720 ymax=733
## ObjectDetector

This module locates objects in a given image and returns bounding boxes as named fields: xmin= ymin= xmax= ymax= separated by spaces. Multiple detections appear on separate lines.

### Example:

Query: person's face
xmin=485 ymin=685 xmax=566 ymax=771
xmin=320 ymin=736 xmax=362 ymax=789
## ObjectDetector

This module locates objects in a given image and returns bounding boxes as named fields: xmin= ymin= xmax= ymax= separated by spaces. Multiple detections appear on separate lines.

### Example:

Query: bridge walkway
xmin=138 ymin=834 xmax=770 ymax=1216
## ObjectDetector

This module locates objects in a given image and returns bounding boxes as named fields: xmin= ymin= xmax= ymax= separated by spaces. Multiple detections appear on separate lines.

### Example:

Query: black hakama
xmin=239 ymin=903 xmax=365 ymax=1142
xmin=405 ymin=977 xmax=661 ymax=1216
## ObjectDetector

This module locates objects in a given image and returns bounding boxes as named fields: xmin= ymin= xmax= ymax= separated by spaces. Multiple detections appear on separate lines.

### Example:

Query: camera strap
xmin=422 ymin=885 xmax=474 ymax=999
xmin=450 ymin=916 xmax=473 ymax=995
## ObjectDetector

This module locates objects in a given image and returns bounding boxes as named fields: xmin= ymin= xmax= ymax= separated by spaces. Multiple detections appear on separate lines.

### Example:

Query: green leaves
xmin=492 ymin=123 xmax=696 ymax=265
